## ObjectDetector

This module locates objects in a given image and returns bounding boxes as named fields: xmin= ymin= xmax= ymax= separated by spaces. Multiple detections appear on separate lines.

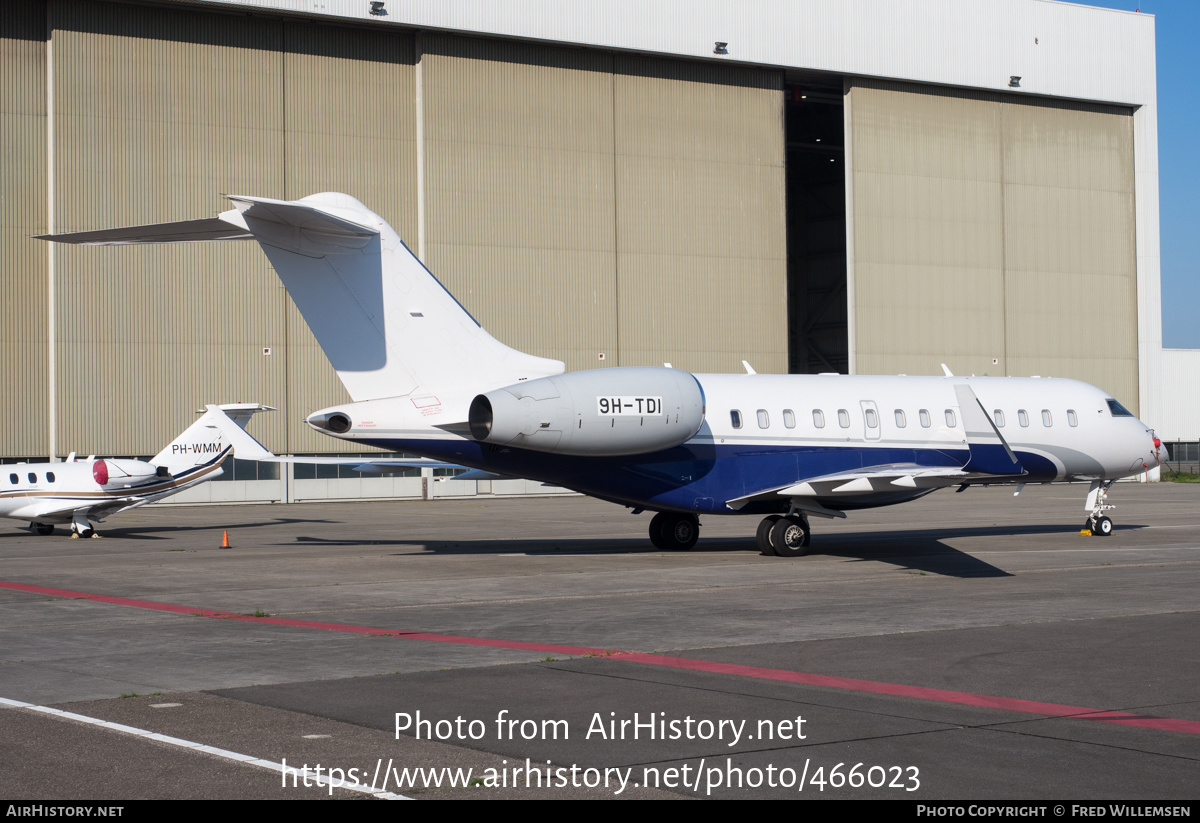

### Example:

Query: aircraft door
xmin=860 ymin=400 xmax=881 ymax=441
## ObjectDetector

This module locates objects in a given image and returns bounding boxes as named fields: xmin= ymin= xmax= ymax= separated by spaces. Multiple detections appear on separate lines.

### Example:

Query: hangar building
xmin=0 ymin=0 xmax=1165 ymax=502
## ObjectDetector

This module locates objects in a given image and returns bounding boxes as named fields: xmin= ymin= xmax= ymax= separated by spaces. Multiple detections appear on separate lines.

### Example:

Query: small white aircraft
xmin=1 ymin=403 xmax=271 ymax=538
xmin=40 ymin=194 xmax=1162 ymax=555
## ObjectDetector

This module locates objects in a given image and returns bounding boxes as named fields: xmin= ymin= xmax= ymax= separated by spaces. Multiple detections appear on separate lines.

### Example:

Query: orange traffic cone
xmin=220 ymin=529 xmax=231 ymax=549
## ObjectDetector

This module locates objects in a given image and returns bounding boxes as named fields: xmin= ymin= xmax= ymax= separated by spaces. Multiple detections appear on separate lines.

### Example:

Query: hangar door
xmin=847 ymin=80 xmax=1138 ymax=413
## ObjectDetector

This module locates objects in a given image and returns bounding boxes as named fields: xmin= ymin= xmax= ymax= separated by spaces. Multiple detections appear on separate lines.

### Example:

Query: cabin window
xmin=783 ymin=409 xmax=796 ymax=429
xmin=1107 ymin=399 xmax=1133 ymax=417
xmin=1042 ymin=409 xmax=1053 ymax=427
xmin=945 ymin=410 xmax=956 ymax=428
xmin=47 ymin=472 xmax=55 ymax=483
xmin=730 ymin=410 xmax=742 ymax=429
xmin=8 ymin=473 xmax=16 ymax=484
xmin=1018 ymin=409 xmax=1029 ymax=427
xmin=993 ymin=410 xmax=1005 ymax=427
xmin=838 ymin=409 xmax=850 ymax=428
xmin=28 ymin=472 xmax=36 ymax=483
xmin=919 ymin=409 xmax=931 ymax=428
xmin=757 ymin=409 xmax=769 ymax=429
xmin=812 ymin=410 xmax=825 ymax=428
xmin=895 ymin=410 xmax=906 ymax=427
xmin=864 ymin=409 xmax=878 ymax=429
xmin=1067 ymin=410 xmax=1078 ymax=427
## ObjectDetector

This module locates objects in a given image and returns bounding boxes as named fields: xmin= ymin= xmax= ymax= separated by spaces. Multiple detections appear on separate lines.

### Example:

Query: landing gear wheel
xmin=79 ymin=527 xmax=95 ymax=539
xmin=648 ymin=512 xmax=669 ymax=549
xmin=34 ymin=523 xmax=54 ymax=536
xmin=756 ymin=515 xmax=782 ymax=554
xmin=769 ymin=516 xmax=811 ymax=558
xmin=658 ymin=514 xmax=699 ymax=551
xmin=1091 ymin=516 xmax=1113 ymax=537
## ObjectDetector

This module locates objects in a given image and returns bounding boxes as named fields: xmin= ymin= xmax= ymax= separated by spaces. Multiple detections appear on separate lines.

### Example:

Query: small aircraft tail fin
xmin=39 ymin=193 xmax=566 ymax=402
xmin=151 ymin=403 xmax=274 ymax=476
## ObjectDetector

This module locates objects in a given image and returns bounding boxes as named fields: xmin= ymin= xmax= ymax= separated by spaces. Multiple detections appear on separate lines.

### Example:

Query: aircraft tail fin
xmin=151 ymin=403 xmax=274 ymax=476
xmin=40 ymin=193 xmax=566 ymax=402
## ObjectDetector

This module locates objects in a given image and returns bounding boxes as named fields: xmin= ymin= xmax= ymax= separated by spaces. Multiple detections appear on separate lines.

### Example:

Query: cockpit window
xmin=1106 ymin=399 xmax=1133 ymax=417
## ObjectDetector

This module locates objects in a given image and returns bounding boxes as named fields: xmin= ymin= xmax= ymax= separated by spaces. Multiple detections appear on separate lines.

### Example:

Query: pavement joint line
xmin=0 ymin=695 xmax=409 ymax=800
xmin=4 ymin=578 xmax=1200 ymax=737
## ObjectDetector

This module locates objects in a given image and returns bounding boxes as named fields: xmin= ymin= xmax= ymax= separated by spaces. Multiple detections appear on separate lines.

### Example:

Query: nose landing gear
xmin=1084 ymin=480 xmax=1116 ymax=537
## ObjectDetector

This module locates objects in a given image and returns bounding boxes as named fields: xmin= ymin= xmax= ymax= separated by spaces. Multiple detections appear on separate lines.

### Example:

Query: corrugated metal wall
xmin=422 ymin=36 xmax=619 ymax=373
xmin=1 ymin=2 xmax=48 ymax=457
xmin=848 ymin=79 xmax=1139 ymax=412
xmin=613 ymin=56 xmax=787 ymax=374
xmin=3 ymin=1 xmax=789 ymax=458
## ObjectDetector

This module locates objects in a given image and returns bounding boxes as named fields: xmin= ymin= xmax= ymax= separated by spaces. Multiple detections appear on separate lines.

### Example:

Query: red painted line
xmin=5 ymin=579 xmax=1198 ymax=736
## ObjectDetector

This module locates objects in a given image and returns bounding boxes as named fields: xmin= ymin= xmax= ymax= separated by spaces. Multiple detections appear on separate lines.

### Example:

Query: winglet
xmin=941 ymin=363 xmax=954 ymax=377
xmin=742 ymin=360 xmax=757 ymax=375
xmin=953 ymin=385 xmax=1023 ymax=475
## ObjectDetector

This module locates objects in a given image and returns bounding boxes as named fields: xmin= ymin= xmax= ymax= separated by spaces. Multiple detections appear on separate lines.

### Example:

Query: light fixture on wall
xmin=1009 ymin=75 xmax=1021 ymax=87
xmin=713 ymin=41 xmax=729 ymax=55
xmin=369 ymin=1 xmax=387 ymax=15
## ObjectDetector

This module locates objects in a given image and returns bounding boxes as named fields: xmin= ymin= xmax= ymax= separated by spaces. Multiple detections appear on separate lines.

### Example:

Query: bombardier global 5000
xmin=41 ymin=194 xmax=1161 ymax=556
xmin=2 ymin=404 xmax=270 ymax=538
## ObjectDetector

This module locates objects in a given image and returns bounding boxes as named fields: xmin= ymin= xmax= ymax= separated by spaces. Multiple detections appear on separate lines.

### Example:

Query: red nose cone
xmin=92 ymin=459 xmax=109 ymax=486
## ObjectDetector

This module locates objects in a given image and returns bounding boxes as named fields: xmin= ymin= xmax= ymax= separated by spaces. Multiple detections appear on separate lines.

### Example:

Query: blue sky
xmin=1073 ymin=0 xmax=1198 ymax=348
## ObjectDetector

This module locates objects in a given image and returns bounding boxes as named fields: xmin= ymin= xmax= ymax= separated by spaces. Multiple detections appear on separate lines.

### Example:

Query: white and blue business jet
xmin=41 ymin=194 xmax=1161 ymax=556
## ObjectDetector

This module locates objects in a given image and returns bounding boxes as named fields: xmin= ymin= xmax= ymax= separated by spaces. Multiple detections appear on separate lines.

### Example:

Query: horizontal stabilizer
xmin=35 ymin=217 xmax=251 ymax=245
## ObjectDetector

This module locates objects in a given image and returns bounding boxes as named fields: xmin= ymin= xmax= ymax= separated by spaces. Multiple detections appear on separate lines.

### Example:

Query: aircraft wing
xmin=18 ymin=497 xmax=146 ymax=522
xmin=725 ymin=462 xmax=1023 ymax=516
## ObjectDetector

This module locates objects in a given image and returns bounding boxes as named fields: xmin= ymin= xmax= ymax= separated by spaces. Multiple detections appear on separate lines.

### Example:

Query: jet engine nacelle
xmin=92 ymin=458 xmax=161 ymax=488
xmin=468 ymin=367 xmax=705 ymax=456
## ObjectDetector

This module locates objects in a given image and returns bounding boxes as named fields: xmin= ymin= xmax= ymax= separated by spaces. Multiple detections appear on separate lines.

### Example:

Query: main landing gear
xmin=1084 ymin=480 xmax=1116 ymax=537
xmin=648 ymin=511 xmax=700 ymax=551
xmin=755 ymin=513 xmax=811 ymax=558
xmin=30 ymin=522 xmax=55 ymax=536
xmin=70 ymin=512 xmax=98 ymax=539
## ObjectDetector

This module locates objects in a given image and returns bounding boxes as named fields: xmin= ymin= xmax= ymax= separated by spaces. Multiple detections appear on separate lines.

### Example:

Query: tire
xmin=648 ymin=512 xmax=669 ymax=549
xmin=35 ymin=523 xmax=55 ymax=536
xmin=770 ymin=516 xmax=810 ymax=558
xmin=756 ymin=515 xmax=782 ymax=554
xmin=1095 ymin=516 xmax=1113 ymax=536
xmin=660 ymin=514 xmax=699 ymax=551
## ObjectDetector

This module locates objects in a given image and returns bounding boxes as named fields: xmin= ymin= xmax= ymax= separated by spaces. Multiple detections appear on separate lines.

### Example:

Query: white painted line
xmin=0 ymin=696 xmax=408 ymax=800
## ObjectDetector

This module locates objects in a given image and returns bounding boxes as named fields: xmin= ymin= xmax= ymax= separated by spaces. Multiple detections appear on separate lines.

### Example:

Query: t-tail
xmin=39 ymin=194 xmax=565 ymax=402
xmin=152 ymin=403 xmax=275 ymax=478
